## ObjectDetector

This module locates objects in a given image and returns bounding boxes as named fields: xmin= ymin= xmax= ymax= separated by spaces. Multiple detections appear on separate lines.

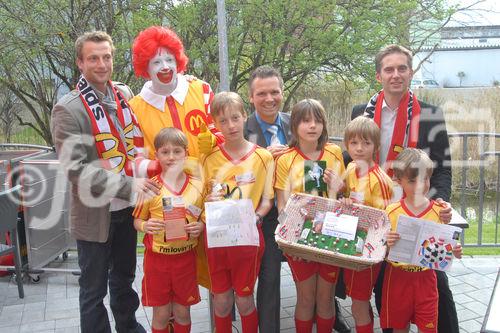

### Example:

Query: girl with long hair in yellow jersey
xmin=274 ymin=99 xmax=345 ymax=333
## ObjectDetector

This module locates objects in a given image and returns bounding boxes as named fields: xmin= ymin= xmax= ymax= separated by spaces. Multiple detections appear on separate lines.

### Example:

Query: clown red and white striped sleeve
xmin=203 ymin=82 xmax=224 ymax=145
xmin=132 ymin=116 xmax=161 ymax=178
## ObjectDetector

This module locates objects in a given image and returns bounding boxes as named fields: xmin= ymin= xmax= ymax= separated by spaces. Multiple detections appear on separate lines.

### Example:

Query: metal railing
xmin=482 ymin=151 xmax=500 ymax=246
xmin=449 ymin=132 xmax=500 ymax=247
xmin=331 ymin=133 xmax=500 ymax=247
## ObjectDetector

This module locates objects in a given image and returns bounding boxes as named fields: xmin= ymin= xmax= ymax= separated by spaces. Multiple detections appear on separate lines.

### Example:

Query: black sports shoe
xmin=334 ymin=298 xmax=352 ymax=333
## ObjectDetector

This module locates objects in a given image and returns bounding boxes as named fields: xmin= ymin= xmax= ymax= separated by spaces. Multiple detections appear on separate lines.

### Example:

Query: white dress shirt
xmin=379 ymin=99 xmax=398 ymax=167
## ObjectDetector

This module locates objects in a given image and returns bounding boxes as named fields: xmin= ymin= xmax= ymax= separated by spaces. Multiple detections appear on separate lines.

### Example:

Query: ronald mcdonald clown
xmin=129 ymin=26 xmax=220 ymax=289
xmin=129 ymin=26 xmax=222 ymax=178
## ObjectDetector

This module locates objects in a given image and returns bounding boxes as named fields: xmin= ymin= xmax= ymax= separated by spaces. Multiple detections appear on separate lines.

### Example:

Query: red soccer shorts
xmin=206 ymin=227 xmax=265 ymax=296
xmin=343 ymin=262 xmax=382 ymax=301
xmin=286 ymin=255 xmax=339 ymax=284
xmin=142 ymin=248 xmax=200 ymax=307
xmin=381 ymin=264 xmax=438 ymax=333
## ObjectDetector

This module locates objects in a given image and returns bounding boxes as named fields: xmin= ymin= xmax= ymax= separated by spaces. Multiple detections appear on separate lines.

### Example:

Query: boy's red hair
xmin=132 ymin=26 xmax=189 ymax=79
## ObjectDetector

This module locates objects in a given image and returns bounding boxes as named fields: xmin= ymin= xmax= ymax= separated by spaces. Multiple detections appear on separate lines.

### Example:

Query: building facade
xmin=414 ymin=25 xmax=500 ymax=87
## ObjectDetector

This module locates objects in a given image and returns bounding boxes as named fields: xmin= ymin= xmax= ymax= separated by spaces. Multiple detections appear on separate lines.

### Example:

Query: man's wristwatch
xmin=256 ymin=213 xmax=264 ymax=226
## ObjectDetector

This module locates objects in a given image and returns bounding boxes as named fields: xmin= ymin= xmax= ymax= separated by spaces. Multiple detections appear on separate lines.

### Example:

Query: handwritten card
xmin=205 ymin=199 xmax=259 ymax=248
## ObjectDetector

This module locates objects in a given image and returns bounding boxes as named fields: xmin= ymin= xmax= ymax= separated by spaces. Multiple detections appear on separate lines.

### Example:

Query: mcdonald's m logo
xmin=184 ymin=109 xmax=208 ymax=136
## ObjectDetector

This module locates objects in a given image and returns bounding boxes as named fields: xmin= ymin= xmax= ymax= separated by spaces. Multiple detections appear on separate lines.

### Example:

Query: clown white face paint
xmin=148 ymin=47 xmax=178 ymax=95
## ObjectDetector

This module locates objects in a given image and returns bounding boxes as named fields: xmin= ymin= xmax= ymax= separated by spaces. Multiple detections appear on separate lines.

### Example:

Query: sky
xmin=448 ymin=0 xmax=500 ymax=26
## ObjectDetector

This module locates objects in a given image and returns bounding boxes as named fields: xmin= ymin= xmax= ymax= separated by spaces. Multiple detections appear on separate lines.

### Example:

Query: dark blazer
xmin=351 ymin=101 xmax=452 ymax=201
xmin=244 ymin=111 xmax=292 ymax=148
xmin=244 ymin=111 xmax=292 ymax=233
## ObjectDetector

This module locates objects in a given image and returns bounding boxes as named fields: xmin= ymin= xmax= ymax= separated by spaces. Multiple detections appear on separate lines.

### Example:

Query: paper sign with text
xmin=321 ymin=212 xmax=359 ymax=241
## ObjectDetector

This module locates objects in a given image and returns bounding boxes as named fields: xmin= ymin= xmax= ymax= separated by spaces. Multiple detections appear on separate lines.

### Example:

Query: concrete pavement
xmin=0 ymin=254 xmax=498 ymax=333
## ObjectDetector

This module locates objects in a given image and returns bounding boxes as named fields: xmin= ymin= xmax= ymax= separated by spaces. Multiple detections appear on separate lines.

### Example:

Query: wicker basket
xmin=275 ymin=193 xmax=390 ymax=271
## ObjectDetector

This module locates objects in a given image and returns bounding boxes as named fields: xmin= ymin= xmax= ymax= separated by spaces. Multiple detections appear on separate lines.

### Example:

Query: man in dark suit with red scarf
xmin=351 ymin=44 xmax=456 ymax=333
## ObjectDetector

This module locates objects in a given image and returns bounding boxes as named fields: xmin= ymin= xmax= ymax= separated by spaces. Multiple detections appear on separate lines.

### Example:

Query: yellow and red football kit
xmin=201 ymin=144 xmax=274 ymax=296
xmin=343 ymin=162 xmax=393 ymax=301
xmin=133 ymin=174 xmax=203 ymax=306
xmin=344 ymin=162 xmax=393 ymax=210
xmin=274 ymin=144 xmax=345 ymax=283
xmin=381 ymin=200 xmax=443 ymax=333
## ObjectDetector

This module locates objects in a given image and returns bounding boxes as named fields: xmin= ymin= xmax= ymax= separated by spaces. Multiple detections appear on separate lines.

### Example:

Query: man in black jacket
xmin=351 ymin=101 xmax=451 ymax=200
xmin=351 ymin=44 xmax=457 ymax=333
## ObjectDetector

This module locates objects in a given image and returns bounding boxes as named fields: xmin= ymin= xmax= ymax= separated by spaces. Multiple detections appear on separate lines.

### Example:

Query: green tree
xmin=0 ymin=0 xmax=457 ymax=145
xmin=0 ymin=0 xmax=173 ymax=145
xmin=166 ymin=0 xmax=456 ymax=111
xmin=0 ymin=87 xmax=20 ymax=142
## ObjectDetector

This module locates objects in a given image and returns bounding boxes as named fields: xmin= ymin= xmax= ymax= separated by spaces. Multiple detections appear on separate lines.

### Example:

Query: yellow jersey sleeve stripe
xmin=373 ymin=168 xmax=392 ymax=205
xmin=132 ymin=194 xmax=145 ymax=218
xmin=133 ymin=175 xmax=161 ymax=219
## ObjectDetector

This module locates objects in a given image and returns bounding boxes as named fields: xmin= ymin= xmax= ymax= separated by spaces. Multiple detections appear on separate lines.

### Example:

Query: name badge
xmin=235 ymin=172 xmax=255 ymax=185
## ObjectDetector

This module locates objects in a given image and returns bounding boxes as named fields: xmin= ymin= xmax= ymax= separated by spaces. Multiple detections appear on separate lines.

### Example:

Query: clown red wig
xmin=132 ymin=26 xmax=189 ymax=79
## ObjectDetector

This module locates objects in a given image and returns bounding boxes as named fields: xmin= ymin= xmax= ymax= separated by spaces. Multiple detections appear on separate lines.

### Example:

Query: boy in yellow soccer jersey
xmin=383 ymin=148 xmax=462 ymax=333
xmin=341 ymin=116 xmax=393 ymax=333
xmin=133 ymin=128 xmax=204 ymax=333
xmin=201 ymin=92 xmax=274 ymax=333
